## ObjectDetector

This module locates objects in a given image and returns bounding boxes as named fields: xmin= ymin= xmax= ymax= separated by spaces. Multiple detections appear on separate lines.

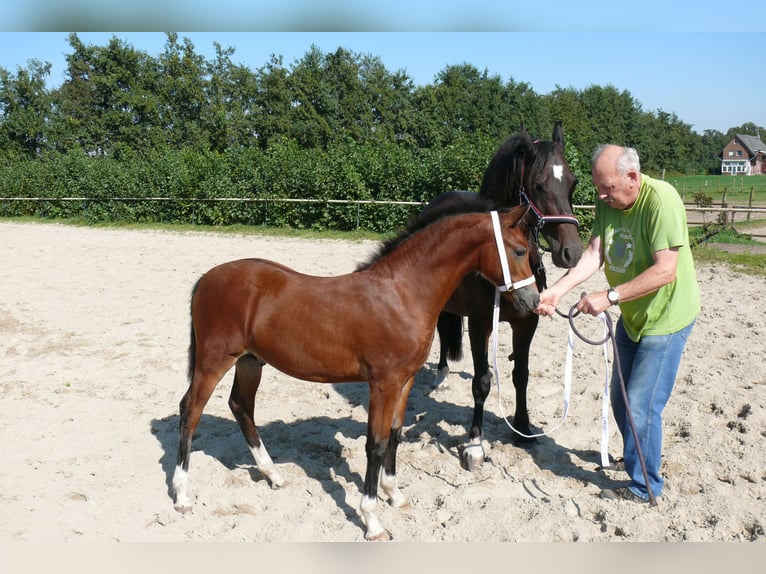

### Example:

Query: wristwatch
xmin=607 ymin=288 xmax=620 ymax=305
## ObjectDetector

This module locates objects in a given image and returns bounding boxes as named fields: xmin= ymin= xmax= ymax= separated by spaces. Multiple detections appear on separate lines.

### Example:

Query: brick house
xmin=720 ymin=134 xmax=766 ymax=175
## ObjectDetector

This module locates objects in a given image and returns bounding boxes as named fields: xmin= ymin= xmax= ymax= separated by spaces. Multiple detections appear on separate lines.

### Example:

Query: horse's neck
xmin=371 ymin=217 xmax=489 ymax=305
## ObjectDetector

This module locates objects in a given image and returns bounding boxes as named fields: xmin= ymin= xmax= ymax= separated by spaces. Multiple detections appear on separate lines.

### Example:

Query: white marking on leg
xmin=359 ymin=494 xmax=387 ymax=540
xmin=250 ymin=441 xmax=285 ymax=488
xmin=380 ymin=471 xmax=407 ymax=508
xmin=552 ymin=164 xmax=564 ymax=182
xmin=172 ymin=465 xmax=193 ymax=512
xmin=432 ymin=365 xmax=450 ymax=388
xmin=461 ymin=435 xmax=486 ymax=470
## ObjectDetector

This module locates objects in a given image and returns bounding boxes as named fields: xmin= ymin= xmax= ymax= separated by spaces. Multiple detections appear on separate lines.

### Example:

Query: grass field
xmin=663 ymin=174 xmax=766 ymax=204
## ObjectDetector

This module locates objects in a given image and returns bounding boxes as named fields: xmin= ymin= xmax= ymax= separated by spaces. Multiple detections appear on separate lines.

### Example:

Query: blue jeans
xmin=610 ymin=317 xmax=695 ymax=501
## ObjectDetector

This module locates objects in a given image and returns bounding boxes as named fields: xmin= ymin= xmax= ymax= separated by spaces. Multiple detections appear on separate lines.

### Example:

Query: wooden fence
xmin=1 ymin=196 xmax=765 ymax=232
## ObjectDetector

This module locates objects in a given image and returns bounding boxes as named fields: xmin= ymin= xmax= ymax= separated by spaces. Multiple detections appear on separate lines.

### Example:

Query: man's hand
xmin=534 ymin=289 xmax=560 ymax=316
xmin=576 ymin=291 xmax=611 ymax=316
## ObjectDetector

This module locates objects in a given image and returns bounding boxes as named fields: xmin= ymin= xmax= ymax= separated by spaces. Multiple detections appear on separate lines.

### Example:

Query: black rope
xmin=557 ymin=299 xmax=658 ymax=507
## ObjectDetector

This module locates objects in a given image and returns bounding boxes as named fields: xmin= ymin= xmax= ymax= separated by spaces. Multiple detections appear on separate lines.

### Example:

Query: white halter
xmin=490 ymin=210 xmax=536 ymax=292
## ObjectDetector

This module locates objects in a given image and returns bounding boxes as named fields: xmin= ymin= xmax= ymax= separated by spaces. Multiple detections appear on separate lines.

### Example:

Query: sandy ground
xmin=1 ymin=221 xmax=765 ymax=544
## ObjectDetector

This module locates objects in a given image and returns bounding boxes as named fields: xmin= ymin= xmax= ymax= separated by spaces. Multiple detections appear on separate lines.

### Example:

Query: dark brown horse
xmin=172 ymin=202 xmax=538 ymax=540
xmin=423 ymin=123 xmax=583 ymax=469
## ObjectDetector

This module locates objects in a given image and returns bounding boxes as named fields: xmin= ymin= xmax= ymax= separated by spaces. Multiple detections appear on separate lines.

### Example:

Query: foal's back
xmin=191 ymin=257 xmax=413 ymax=384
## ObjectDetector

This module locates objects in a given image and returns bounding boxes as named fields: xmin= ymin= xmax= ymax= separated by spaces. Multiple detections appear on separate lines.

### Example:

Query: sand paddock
xmin=1 ymin=221 xmax=764 ymax=543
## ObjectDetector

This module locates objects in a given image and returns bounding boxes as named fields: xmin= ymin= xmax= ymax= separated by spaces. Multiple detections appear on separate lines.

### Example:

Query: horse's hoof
xmin=432 ymin=366 xmax=450 ymax=388
xmin=173 ymin=500 xmax=193 ymax=514
xmin=460 ymin=443 xmax=485 ymax=471
xmin=365 ymin=529 xmax=392 ymax=542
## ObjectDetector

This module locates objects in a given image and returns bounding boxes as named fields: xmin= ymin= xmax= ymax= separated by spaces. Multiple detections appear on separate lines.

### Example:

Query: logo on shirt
xmin=605 ymin=227 xmax=634 ymax=274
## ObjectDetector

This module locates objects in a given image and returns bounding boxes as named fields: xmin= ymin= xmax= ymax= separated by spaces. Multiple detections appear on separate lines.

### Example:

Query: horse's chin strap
xmin=490 ymin=210 xmax=536 ymax=293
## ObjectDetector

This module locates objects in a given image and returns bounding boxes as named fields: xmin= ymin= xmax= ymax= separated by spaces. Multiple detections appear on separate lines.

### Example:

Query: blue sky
xmin=3 ymin=2 xmax=764 ymax=33
xmin=2 ymin=31 xmax=763 ymax=135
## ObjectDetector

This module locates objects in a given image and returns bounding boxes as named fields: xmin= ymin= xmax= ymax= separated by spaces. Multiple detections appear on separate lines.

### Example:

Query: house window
xmin=728 ymin=151 xmax=734 ymax=156
xmin=737 ymin=150 xmax=742 ymax=156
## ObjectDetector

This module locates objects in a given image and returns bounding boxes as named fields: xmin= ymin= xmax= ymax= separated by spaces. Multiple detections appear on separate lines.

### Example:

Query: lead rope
xmin=490 ymin=291 xmax=610 ymax=445
xmin=491 ymin=298 xmax=657 ymax=506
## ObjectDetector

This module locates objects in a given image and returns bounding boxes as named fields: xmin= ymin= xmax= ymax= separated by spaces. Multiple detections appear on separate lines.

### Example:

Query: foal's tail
xmin=187 ymin=278 xmax=202 ymax=384
xmin=439 ymin=312 xmax=464 ymax=362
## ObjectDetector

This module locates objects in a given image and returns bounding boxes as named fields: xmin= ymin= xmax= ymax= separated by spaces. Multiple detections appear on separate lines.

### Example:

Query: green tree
xmin=155 ymin=32 xmax=209 ymax=150
xmin=416 ymin=63 xmax=509 ymax=145
xmin=0 ymin=59 xmax=53 ymax=157
xmin=203 ymin=42 xmax=259 ymax=152
xmin=505 ymin=78 xmax=546 ymax=137
xmin=578 ymin=84 xmax=642 ymax=154
xmin=53 ymin=33 xmax=163 ymax=156
xmin=544 ymin=86 xmax=590 ymax=154
xmin=252 ymin=54 xmax=292 ymax=150
xmin=285 ymin=45 xmax=415 ymax=149
xmin=726 ymin=122 xmax=766 ymax=138
xmin=700 ymin=129 xmax=727 ymax=174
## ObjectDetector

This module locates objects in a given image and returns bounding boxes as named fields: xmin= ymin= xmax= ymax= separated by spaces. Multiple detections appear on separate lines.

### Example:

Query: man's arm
xmin=535 ymin=235 xmax=603 ymax=316
xmin=574 ymin=247 xmax=679 ymax=316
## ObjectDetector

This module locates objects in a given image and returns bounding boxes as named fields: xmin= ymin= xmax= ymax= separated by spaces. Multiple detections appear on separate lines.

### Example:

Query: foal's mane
xmin=356 ymin=196 xmax=500 ymax=271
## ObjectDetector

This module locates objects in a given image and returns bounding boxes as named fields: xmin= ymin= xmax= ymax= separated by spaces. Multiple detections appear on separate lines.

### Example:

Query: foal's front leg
xmin=461 ymin=314 xmax=493 ymax=470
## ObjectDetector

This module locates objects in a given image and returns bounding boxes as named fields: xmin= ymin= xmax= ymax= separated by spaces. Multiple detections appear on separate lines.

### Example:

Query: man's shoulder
xmin=640 ymin=174 xmax=683 ymax=206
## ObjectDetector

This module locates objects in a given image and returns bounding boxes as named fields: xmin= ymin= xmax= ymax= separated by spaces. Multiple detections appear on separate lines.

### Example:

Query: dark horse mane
xmin=478 ymin=126 xmax=562 ymax=205
xmin=356 ymin=196 xmax=500 ymax=271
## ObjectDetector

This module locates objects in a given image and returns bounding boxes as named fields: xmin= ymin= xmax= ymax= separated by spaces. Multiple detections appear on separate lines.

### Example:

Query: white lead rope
xmin=490 ymin=290 xmax=612 ymax=467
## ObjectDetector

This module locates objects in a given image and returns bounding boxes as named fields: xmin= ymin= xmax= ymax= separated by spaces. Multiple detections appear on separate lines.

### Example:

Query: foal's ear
xmin=553 ymin=121 xmax=565 ymax=151
xmin=507 ymin=205 xmax=531 ymax=228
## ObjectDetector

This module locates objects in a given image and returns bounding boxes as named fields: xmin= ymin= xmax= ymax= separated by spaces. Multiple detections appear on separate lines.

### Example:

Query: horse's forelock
xmin=529 ymin=139 xmax=564 ymax=177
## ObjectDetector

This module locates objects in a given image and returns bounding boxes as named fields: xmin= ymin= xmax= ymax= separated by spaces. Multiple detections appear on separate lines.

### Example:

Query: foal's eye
xmin=514 ymin=247 xmax=527 ymax=258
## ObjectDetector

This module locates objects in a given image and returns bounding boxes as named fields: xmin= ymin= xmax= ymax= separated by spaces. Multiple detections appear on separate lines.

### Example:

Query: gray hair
xmin=592 ymin=145 xmax=641 ymax=175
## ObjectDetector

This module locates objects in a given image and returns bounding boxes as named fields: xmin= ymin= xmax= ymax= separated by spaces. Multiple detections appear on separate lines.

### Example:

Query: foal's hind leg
xmin=359 ymin=375 xmax=413 ymax=541
xmin=228 ymin=355 xmax=285 ymax=488
xmin=173 ymin=356 xmax=237 ymax=512
xmin=379 ymin=375 xmax=415 ymax=510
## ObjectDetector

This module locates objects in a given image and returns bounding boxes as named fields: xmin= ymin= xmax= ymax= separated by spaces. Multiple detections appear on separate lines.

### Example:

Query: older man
xmin=535 ymin=144 xmax=700 ymax=503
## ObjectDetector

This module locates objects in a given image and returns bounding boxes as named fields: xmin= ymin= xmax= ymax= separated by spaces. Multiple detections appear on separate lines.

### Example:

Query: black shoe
xmin=599 ymin=487 xmax=651 ymax=504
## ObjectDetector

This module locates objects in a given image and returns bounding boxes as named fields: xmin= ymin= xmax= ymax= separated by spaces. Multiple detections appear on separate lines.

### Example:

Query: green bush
xmin=0 ymin=137 xmax=596 ymax=237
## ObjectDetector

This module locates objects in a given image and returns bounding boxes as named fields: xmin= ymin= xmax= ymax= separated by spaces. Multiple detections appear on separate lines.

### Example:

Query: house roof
xmin=737 ymin=134 xmax=766 ymax=156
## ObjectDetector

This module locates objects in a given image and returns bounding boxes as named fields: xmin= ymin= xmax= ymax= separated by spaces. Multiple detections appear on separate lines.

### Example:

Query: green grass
xmin=690 ymin=221 xmax=766 ymax=276
xmin=663 ymin=174 xmax=766 ymax=204
xmin=692 ymin=246 xmax=766 ymax=276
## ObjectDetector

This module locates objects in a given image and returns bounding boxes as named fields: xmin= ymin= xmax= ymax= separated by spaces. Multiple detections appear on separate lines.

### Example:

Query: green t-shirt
xmin=592 ymin=174 xmax=700 ymax=341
